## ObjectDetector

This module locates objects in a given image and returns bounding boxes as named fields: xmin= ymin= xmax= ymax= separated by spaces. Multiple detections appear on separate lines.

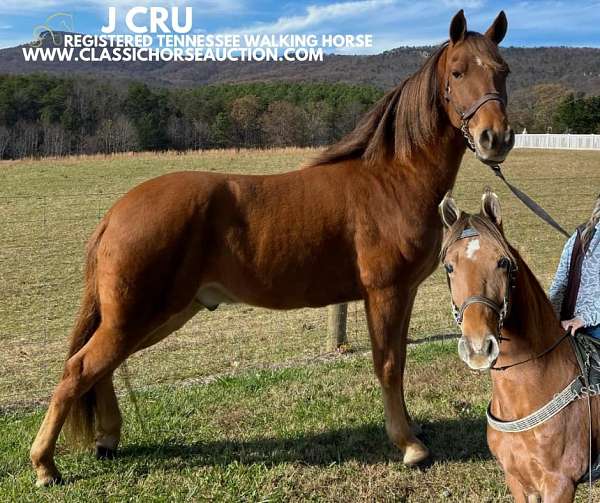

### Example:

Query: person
xmin=549 ymin=194 xmax=600 ymax=338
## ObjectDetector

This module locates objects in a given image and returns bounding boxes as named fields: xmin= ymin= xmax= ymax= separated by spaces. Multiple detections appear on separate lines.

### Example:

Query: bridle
xmin=444 ymin=228 xmax=516 ymax=347
xmin=442 ymin=52 xmax=571 ymax=238
xmin=447 ymin=231 xmax=593 ymax=489
xmin=443 ymin=76 xmax=506 ymax=157
xmin=443 ymin=226 xmax=573 ymax=372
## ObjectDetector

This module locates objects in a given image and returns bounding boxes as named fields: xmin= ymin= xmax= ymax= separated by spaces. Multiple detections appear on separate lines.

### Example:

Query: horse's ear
xmin=481 ymin=188 xmax=502 ymax=227
xmin=484 ymin=11 xmax=507 ymax=45
xmin=449 ymin=10 xmax=467 ymax=44
xmin=439 ymin=192 xmax=461 ymax=229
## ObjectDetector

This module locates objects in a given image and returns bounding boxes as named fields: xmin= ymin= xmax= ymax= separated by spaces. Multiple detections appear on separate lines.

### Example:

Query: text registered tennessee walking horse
xmin=31 ymin=11 xmax=514 ymax=485
xmin=439 ymin=190 xmax=600 ymax=502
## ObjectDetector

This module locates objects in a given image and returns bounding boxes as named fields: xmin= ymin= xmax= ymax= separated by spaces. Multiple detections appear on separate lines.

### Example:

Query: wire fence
xmin=1 ymin=165 xmax=595 ymax=408
xmin=0 ymin=191 xmax=460 ymax=408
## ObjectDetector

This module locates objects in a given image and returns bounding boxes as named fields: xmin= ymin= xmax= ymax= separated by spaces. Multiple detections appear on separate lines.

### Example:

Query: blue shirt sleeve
xmin=548 ymin=232 xmax=576 ymax=318
xmin=575 ymin=227 xmax=600 ymax=327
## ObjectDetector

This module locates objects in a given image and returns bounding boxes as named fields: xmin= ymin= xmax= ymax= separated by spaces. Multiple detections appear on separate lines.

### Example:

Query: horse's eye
xmin=444 ymin=263 xmax=454 ymax=274
xmin=498 ymin=257 xmax=510 ymax=269
xmin=451 ymin=71 xmax=462 ymax=79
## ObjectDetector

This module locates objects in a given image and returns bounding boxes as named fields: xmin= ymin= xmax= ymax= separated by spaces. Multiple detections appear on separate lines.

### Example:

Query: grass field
xmin=1 ymin=147 xmax=599 ymax=501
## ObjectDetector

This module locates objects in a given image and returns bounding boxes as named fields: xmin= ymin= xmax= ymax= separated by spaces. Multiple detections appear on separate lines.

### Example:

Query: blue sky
xmin=2 ymin=0 xmax=600 ymax=51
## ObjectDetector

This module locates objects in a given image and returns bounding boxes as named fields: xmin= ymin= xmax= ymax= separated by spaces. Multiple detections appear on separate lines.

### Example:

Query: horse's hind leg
xmin=30 ymin=325 xmax=129 ymax=486
xmin=94 ymin=373 xmax=121 ymax=459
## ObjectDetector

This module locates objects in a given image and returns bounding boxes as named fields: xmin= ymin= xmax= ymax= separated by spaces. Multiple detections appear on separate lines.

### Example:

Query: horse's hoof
xmin=35 ymin=473 xmax=63 ymax=487
xmin=403 ymin=439 xmax=430 ymax=467
xmin=96 ymin=446 xmax=116 ymax=460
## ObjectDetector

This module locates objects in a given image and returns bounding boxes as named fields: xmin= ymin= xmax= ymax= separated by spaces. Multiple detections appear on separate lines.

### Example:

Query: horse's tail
xmin=63 ymin=216 xmax=108 ymax=448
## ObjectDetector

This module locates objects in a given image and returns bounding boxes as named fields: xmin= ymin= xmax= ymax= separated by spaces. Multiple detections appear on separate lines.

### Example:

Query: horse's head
xmin=439 ymin=189 xmax=517 ymax=371
xmin=441 ymin=10 xmax=514 ymax=165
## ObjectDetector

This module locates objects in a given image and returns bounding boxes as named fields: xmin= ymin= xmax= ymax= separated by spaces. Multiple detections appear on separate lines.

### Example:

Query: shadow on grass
xmin=118 ymin=416 xmax=491 ymax=468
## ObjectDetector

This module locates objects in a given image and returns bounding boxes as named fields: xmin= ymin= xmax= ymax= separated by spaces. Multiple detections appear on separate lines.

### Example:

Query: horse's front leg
xmin=365 ymin=286 xmax=429 ymax=466
xmin=504 ymin=472 xmax=527 ymax=503
xmin=539 ymin=475 xmax=575 ymax=503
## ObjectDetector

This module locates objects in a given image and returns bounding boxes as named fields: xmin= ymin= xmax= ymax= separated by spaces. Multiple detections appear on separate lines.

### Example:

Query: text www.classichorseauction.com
xmin=23 ymin=7 xmax=373 ymax=63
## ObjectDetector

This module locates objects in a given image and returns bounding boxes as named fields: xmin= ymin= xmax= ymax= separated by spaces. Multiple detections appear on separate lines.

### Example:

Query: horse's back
xmin=93 ymin=167 xmax=360 ymax=316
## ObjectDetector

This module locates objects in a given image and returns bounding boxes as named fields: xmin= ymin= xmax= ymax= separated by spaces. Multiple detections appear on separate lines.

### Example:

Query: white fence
xmin=515 ymin=134 xmax=600 ymax=150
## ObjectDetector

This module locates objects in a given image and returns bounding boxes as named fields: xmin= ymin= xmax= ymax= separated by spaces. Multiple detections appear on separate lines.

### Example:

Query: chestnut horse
xmin=31 ymin=10 xmax=514 ymax=486
xmin=439 ymin=190 xmax=599 ymax=502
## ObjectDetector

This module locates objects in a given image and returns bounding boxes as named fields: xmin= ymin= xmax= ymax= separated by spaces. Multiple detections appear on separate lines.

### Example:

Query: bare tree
xmin=0 ymin=126 xmax=11 ymax=159
xmin=335 ymin=101 xmax=367 ymax=139
xmin=97 ymin=116 xmax=137 ymax=153
xmin=305 ymin=101 xmax=333 ymax=146
xmin=191 ymin=118 xmax=210 ymax=150
xmin=260 ymin=101 xmax=308 ymax=147
xmin=230 ymin=95 xmax=262 ymax=148
xmin=13 ymin=121 xmax=41 ymax=158
xmin=41 ymin=122 xmax=67 ymax=157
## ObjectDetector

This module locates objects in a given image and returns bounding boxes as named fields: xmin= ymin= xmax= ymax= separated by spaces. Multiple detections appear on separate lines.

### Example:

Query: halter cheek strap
xmin=444 ymin=79 xmax=506 ymax=152
xmin=444 ymin=227 xmax=516 ymax=336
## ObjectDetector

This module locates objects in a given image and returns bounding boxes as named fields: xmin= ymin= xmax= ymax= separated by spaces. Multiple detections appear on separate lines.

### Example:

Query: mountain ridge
xmin=2 ymin=32 xmax=600 ymax=95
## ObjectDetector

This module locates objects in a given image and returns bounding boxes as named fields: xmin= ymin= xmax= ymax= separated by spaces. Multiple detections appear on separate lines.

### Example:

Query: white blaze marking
xmin=466 ymin=239 xmax=480 ymax=260
xmin=475 ymin=56 xmax=483 ymax=67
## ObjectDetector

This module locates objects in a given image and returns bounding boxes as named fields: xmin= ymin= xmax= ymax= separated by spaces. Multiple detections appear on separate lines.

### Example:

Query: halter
xmin=443 ymin=226 xmax=575 ymax=374
xmin=444 ymin=78 xmax=506 ymax=155
xmin=444 ymin=227 xmax=517 ymax=342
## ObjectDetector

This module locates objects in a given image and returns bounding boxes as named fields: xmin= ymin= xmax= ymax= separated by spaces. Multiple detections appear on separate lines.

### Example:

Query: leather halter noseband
xmin=444 ymin=78 xmax=506 ymax=153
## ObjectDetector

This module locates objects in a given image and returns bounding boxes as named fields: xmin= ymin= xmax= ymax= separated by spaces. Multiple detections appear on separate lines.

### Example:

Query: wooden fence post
xmin=328 ymin=303 xmax=348 ymax=350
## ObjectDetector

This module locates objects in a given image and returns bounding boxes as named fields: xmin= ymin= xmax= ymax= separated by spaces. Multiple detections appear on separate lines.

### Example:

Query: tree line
xmin=0 ymin=74 xmax=599 ymax=160
xmin=553 ymin=94 xmax=600 ymax=134
xmin=0 ymin=74 xmax=382 ymax=159
xmin=503 ymin=83 xmax=600 ymax=134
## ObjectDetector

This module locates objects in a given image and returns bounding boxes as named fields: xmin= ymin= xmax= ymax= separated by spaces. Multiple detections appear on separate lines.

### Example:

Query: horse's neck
xmin=375 ymin=125 xmax=465 ymax=211
xmin=490 ymin=263 xmax=579 ymax=418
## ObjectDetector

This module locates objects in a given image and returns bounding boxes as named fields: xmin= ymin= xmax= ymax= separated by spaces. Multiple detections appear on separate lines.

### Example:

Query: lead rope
xmin=490 ymin=331 xmax=571 ymax=372
xmin=488 ymin=164 xmax=571 ymax=239
xmin=453 ymin=97 xmax=571 ymax=238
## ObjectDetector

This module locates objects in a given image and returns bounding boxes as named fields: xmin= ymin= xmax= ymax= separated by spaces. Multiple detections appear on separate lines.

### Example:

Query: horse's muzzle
xmin=475 ymin=126 xmax=515 ymax=165
xmin=458 ymin=334 xmax=500 ymax=371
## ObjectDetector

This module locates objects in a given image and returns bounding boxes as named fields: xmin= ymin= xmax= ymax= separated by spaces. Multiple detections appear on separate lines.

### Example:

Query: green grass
xmin=0 ymin=147 xmax=599 ymax=500
xmin=1 ymin=148 xmax=598 ymax=405
xmin=2 ymin=343 xmax=598 ymax=501
xmin=0 ymin=343 xmax=501 ymax=502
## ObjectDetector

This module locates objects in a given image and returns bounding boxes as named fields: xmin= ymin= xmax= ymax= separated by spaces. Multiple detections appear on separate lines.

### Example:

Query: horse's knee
xmin=380 ymin=358 xmax=403 ymax=389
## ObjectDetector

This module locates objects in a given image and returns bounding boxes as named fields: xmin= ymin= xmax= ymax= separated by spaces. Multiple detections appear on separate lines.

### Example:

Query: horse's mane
xmin=306 ymin=43 xmax=448 ymax=168
xmin=307 ymin=34 xmax=509 ymax=169
xmin=443 ymin=213 xmax=563 ymax=350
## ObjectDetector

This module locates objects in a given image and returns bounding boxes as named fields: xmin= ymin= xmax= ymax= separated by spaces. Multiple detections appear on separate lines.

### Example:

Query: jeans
xmin=584 ymin=324 xmax=600 ymax=339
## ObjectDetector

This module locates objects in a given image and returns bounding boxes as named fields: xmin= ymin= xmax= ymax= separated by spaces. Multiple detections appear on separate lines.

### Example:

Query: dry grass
xmin=0 ymin=147 xmax=598 ymax=405
xmin=0 ymin=147 xmax=599 ymax=501
xmin=1 ymin=343 xmax=599 ymax=501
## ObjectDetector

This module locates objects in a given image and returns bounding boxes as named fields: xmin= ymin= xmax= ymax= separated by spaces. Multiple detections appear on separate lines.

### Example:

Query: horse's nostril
xmin=484 ymin=337 xmax=494 ymax=356
xmin=479 ymin=129 xmax=496 ymax=151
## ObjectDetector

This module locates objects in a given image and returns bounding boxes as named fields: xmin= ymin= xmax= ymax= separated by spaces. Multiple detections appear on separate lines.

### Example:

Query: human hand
xmin=561 ymin=317 xmax=585 ymax=334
